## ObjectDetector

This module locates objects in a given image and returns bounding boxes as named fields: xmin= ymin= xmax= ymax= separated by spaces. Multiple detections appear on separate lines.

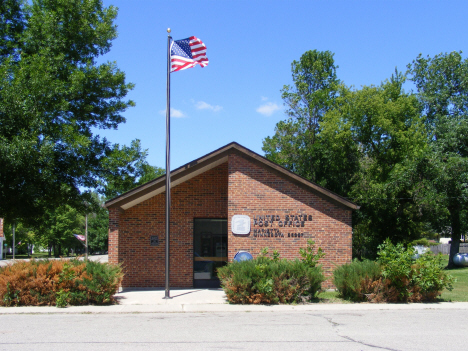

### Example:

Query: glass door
xmin=193 ymin=219 xmax=227 ymax=288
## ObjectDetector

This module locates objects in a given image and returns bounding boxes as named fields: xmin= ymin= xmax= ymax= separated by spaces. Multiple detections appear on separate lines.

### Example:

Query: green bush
xmin=377 ymin=239 xmax=415 ymax=301
xmin=377 ymin=239 xmax=455 ymax=302
xmin=218 ymin=256 xmax=325 ymax=304
xmin=0 ymin=259 xmax=123 ymax=307
xmin=333 ymin=240 xmax=455 ymax=303
xmin=299 ymin=240 xmax=325 ymax=267
xmin=409 ymin=251 xmax=455 ymax=300
xmin=333 ymin=259 xmax=381 ymax=301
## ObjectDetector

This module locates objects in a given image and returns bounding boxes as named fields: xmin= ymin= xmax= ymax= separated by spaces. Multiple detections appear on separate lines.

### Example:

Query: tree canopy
xmin=0 ymin=0 xmax=136 ymax=224
xmin=264 ymin=50 xmax=468 ymax=263
xmin=407 ymin=52 xmax=468 ymax=266
xmin=263 ymin=50 xmax=358 ymax=196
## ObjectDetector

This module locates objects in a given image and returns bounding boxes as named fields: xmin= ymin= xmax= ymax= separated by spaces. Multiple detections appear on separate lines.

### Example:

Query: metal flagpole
xmin=164 ymin=28 xmax=172 ymax=299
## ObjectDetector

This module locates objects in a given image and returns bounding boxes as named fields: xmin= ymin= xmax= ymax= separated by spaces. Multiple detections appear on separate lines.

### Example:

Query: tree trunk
xmin=448 ymin=204 xmax=461 ymax=268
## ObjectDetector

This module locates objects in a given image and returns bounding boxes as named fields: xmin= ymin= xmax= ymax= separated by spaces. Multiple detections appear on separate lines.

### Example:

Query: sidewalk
xmin=1 ymin=287 xmax=468 ymax=314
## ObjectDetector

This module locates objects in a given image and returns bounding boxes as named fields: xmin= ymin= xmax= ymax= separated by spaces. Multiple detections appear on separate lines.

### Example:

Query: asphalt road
xmin=0 ymin=309 xmax=464 ymax=351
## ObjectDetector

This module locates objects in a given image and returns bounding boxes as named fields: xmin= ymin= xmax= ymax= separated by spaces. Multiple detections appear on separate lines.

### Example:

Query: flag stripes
xmin=170 ymin=36 xmax=209 ymax=72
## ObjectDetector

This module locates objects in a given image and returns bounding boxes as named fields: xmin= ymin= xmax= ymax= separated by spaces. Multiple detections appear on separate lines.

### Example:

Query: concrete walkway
xmin=1 ymin=287 xmax=468 ymax=314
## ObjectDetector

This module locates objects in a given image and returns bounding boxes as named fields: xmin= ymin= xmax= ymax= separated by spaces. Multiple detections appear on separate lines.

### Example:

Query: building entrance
xmin=193 ymin=219 xmax=227 ymax=288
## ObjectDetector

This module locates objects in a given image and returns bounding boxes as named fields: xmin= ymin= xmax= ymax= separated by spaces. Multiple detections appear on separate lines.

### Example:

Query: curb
xmin=1 ymin=302 xmax=468 ymax=314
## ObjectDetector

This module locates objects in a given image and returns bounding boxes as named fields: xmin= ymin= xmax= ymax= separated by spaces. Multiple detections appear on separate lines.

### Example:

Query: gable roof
xmin=105 ymin=142 xmax=360 ymax=211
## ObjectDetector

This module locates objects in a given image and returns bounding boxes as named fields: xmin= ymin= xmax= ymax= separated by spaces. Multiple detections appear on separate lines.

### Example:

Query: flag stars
xmin=170 ymin=36 xmax=209 ymax=72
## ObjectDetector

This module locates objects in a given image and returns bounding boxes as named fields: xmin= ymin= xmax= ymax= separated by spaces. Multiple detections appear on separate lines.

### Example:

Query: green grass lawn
xmin=315 ymin=290 xmax=348 ymax=303
xmin=440 ymin=266 xmax=468 ymax=302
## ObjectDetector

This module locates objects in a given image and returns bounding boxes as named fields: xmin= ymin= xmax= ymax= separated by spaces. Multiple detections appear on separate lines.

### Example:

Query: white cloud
xmin=256 ymin=102 xmax=280 ymax=116
xmin=159 ymin=108 xmax=186 ymax=118
xmin=261 ymin=96 xmax=269 ymax=101
xmin=195 ymin=101 xmax=223 ymax=112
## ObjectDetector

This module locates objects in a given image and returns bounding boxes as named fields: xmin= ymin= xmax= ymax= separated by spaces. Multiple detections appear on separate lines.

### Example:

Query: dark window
xmin=193 ymin=219 xmax=227 ymax=287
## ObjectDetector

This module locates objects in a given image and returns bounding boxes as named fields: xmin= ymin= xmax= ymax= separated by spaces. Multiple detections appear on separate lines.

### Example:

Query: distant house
xmin=105 ymin=142 xmax=359 ymax=288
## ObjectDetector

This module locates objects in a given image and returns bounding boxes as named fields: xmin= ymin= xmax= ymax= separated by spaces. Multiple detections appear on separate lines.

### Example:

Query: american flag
xmin=73 ymin=234 xmax=86 ymax=242
xmin=170 ymin=36 xmax=209 ymax=72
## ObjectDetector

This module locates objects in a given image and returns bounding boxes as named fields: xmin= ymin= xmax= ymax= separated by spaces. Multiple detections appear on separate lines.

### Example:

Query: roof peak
xmin=105 ymin=142 xmax=359 ymax=211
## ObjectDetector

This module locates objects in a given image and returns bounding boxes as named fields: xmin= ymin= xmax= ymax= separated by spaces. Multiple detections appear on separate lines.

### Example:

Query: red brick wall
xmin=109 ymin=152 xmax=352 ymax=289
xmin=108 ymin=210 xmax=120 ymax=265
xmin=112 ymin=163 xmax=228 ymax=287
xmin=0 ymin=218 xmax=3 ymax=238
xmin=227 ymin=153 xmax=352 ymax=287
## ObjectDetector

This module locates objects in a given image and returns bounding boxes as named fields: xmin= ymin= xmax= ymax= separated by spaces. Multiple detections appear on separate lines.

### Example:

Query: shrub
xmin=0 ymin=259 xmax=123 ymax=307
xmin=376 ymin=239 xmax=456 ymax=302
xmin=333 ymin=240 xmax=455 ymax=303
xmin=376 ymin=240 xmax=454 ymax=302
xmin=299 ymin=240 xmax=325 ymax=267
xmin=377 ymin=239 xmax=415 ymax=301
xmin=409 ymin=251 xmax=454 ymax=301
xmin=218 ymin=256 xmax=325 ymax=304
xmin=333 ymin=259 xmax=381 ymax=301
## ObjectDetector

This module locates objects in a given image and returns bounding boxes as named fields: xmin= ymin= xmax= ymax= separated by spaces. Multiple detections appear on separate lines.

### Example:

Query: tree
xmin=87 ymin=204 xmax=109 ymax=254
xmin=323 ymin=73 xmax=429 ymax=257
xmin=407 ymin=51 xmax=468 ymax=267
xmin=101 ymin=139 xmax=165 ymax=199
xmin=262 ymin=50 xmax=358 ymax=195
xmin=2 ymin=219 xmax=36 ymax=256
xmin=33 ymin=204 xmax=84 ymax=257
xmin=0 ymin=0 xmax=135 ymax=224
xmin=0 ymin=0 xmax=25 ymax=63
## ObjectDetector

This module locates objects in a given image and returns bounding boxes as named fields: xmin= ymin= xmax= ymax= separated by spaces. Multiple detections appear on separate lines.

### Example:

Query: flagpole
xmin=164 ymin=28 xmax=172 ymax=299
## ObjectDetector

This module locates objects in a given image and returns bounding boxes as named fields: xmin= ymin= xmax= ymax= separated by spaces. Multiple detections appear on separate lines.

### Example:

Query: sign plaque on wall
xmin=150 ymin=236 xmax=159 ymax=246
xmin=232 ymin=215 xmax=251 ymax=235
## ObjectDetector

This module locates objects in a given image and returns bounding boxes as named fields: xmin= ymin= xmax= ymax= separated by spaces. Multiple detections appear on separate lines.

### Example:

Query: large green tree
xmin=0 ymin=0 xmax=135 ymax=223
xmin=323 ymin=73 xmax=429 ymax=257
xmin=407 ymin=51 xmax=468 ymax=267
xmin=263 ymin=50 xmax=358 ymax=195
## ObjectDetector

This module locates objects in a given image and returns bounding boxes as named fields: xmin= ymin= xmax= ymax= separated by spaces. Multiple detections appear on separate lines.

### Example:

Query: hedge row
xmin=0 ymin=259 xmax=123 ymax=307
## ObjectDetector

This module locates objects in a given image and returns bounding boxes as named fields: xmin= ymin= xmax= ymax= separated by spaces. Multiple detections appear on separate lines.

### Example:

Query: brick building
xmin=105 ymin=142 xmax=358 ymax=288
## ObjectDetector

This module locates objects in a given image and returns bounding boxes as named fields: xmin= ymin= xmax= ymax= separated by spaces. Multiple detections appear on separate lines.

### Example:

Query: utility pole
xmin=12 ymin=222 xmax=15 ymax=260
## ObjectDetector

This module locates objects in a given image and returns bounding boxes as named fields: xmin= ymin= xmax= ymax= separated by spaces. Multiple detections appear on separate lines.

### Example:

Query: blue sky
xmin=98 ymin=0 xmax=467 ymax=170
